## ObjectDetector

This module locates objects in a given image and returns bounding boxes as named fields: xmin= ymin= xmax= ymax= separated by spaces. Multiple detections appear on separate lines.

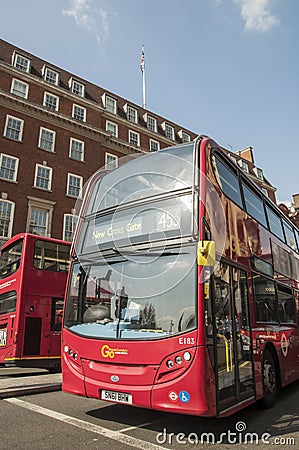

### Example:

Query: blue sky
xmin=0 ymin=0 xmax=298 ymax=202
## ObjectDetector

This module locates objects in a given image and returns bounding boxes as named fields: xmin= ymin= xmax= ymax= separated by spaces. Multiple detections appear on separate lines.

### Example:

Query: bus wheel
xmin=262 ymin=349 xmax=277 ymax=408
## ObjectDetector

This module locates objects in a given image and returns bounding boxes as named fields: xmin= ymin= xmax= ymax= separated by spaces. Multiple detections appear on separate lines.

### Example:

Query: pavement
xmin=0 ymin=368 xmax=62 ymax=399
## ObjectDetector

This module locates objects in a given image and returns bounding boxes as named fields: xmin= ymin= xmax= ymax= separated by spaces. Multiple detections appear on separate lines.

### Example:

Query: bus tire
xmin=261 ymin=349 xmax=277 ymax=409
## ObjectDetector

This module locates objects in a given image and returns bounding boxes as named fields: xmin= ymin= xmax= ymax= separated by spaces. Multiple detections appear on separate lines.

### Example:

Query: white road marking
xmin=118 ymin=421 xmax=158 ymax=433
xmin=5 ymin=398 xmax=164 ymax=450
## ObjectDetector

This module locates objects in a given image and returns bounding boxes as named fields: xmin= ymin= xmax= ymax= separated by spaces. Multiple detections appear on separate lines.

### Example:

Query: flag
xmin=140 ymin=45 xmax=145 ymax=73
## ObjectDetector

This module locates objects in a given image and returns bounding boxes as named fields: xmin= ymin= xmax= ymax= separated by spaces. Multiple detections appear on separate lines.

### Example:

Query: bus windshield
xmin=0 ymin=239 xmax=23 ymax=279
xmin=86 ymin=143 xmax=195 ymax=214
xmin=64 ymin=245 xmax=197 ymax=340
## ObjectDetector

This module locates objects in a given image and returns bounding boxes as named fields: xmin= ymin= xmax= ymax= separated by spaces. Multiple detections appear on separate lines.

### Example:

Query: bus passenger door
xmin=212 ymin=261 xmax=255 ymax=414
xmin=23 ymin=298 xmax=43 ymax=356
xmin=49 ymin=297 xmax=64 ymax=357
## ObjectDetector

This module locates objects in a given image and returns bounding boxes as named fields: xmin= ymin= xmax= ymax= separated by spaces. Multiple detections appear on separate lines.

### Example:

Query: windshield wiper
xmin=75 ymin=256 xmax=128 ymax=265
xmin=112 ymin=247 xmax=188 ymax=257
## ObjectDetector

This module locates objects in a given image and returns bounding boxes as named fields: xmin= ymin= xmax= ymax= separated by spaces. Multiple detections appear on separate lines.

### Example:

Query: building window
xmin=63 ymin=214 xmax=78 ymax=242
xmin=69 ymin=138 xmax=84 ymax=161
xmin=42 ymin=66 xmax=59 ymax=85
xmin=146 ymin=115 xmax=157 ymax=133
xmin=69 ymin=78 xmax=85 ymax=97
xmin=10 ymin=79 xmax=29 ymax=99
xmin=105 ymin=153 xmax=118 ymax=169
xmin=239 ymin=159 xmax=249 ymax=173
xmin=29 ymin=208 xmax=48 ymax=236
xmin=179 ymin=130 xmax=191 ymax=143
xmin=67 ymin=173 xmax=83 ymax=198
xmin=72 ymin=104 xmax=86 ymax=122
xmin=150 ymin=139 xmax=160 ymax=152
xmin=254 ymin=167 xmax=264 ymax=180
xmin=38 ymin=127 xmax=56 ymax=152
xmin=26 ymin=197 xmax=55 ymax=237
xmin=129 ymin=130 xmax=140 ymax=146
xmin=0 ymin=200 xmax=15 ymax=238
xmin=106 ymin=121 xmax=118 ymax=138
xmin=4 ymin=115 xmax=24 ymax=141
xmin=103 ymin=94 xmax=117 ymax=114
xmin=0 ymin=154 xmax=19 ymax=182
xmin=262 ymin=188 xmax=268 ymax=197
xmin=12 ymin=51 xmax=31 ymax=72
xmin=162 ymin=122 xmax=175 ymax=140
xmin=125 ymin=104 xmax=138 ymax=123
xmin=34 ymin=164 xmax=52 ymax=191
xmin=43 ymin=92 xmax=59 ymax=111
xmin=229 ymin=154 xmax=237 ymax=164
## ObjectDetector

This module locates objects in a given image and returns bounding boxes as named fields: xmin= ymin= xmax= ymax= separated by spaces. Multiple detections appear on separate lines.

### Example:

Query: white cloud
xmin=62 ymin=0 xmax=109 ymax=46
xmin=234 ymin=0 xmax=279 ymax=31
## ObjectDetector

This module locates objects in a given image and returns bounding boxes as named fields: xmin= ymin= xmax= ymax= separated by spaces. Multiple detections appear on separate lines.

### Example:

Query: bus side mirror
xmin=197 ymin=241 xmax=215 ymax=266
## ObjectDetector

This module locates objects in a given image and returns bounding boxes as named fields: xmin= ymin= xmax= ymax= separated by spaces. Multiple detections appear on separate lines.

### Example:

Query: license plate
xmin=101 ymin=389 xmax=132 ymax=405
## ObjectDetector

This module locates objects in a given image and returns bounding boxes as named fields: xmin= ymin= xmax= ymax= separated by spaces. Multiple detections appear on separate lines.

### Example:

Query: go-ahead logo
xmin=101 ymin=344 xmax=128 ymax=359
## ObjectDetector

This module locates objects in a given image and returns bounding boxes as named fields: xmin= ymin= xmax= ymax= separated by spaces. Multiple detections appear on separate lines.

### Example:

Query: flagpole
xmin=140 ymin=45 xmax=146 ymax=109
xmin=142 ymin=63 xmax=146 ymax=109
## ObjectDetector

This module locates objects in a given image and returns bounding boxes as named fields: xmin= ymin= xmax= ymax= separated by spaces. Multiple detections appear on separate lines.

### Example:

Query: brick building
xmin=0 ymin=39 xmax=198 ymax=244
xmin=0 ymin=39 xmax=276 ymax=245
xmin=225 ymin=146 xmax=277 ymax=204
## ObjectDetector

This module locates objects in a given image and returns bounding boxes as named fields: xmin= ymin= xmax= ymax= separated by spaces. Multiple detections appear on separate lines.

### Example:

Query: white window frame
xmin=42 ymin=65 xmax=60 ymax=85
xmin=106 ymin=121 xmax=118 ymax=138
xmin=145 ymin=114 xmax=157 ymax=133
xmin=67 ymin=173 xmax=83 ymax=198
xmin=102 ymin=94 xmax=117 ymax=114
xmin=105 ymin=152 xmax=118 ymax=169
xmin=38 ymin=127 xmax=56 ymax=152
xmin=34 ymin=164 xmax=53 ymax=191
xmin=253 ymin=167 xmax=264 ymax=180
xmin=0 ymin=199 xmax=15 ymax=238
xmin=229 ymin=155 xmax=237 ymax=165
xmin=238 ymin=159 xmax=249 ymax=173
xmin=69 ymin=78 xmax=85 ymax=97
xmin=4 ymin=115 xmax=24 ymax=141
xmin=10 ymin=78 xmax=29 ymax=99
xmin=0 ymin=154 xmax=19 ymax=182
xmin=129 ymin=130 xmax=140 ymax=147
xmin=26 ymin=196 xmax=55 ymax=237
xmin=69 ymin=138 xmax=85 ymax=162
xmin=262 ymin=188 xmax=269 ymax=197
xmin=178 ymin=130 xmax=191 ymax=143
xmin=162 ymin=122 xmax=175 ymax=140
xmin=63 ymin=214 xmax=79 ymax=242
xmin=12 ymin=51 xmax=31 ymax=73
xmin=150 ymin=139 xmax=160 ymax=152
xmin=124 ymin=104 xmax=138 ymax=124
xmin=72 ymin=104 xmax=86 ymax=122
xmin=43 ymin=92 xmax=59 ymax=111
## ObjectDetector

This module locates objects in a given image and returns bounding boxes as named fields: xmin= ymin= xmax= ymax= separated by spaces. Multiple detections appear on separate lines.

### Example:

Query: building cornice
xmin=0 ymin=61 xmax=180 ymax=147
xmin=0 ymin=89 xmax=146 ymax=156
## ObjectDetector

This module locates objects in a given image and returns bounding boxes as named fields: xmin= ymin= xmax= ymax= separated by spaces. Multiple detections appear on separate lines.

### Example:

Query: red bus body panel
xmin=0 ymin=233 xmax=70 ymax=370
xmin=62 ymin=138 xmax=299 ymax=417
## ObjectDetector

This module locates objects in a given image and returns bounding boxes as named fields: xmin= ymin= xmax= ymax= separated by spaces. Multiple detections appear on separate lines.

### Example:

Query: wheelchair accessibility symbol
xmin=179 ymin=390 xmax=190 ymax=403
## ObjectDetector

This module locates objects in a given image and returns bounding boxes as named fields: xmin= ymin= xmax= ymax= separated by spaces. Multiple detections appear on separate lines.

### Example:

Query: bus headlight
xmin=175 ymin=356 xmax=183 ymax=365
xmin=155 ymin=347 xmax=196 ymax=384
xmin=183 ymin=351 xmax=191 ymax=361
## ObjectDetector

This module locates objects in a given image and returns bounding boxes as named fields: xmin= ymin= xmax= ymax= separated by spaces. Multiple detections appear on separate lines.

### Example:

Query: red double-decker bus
xmin=62 ymin=136 xmax=299 ymax=417
xmin=0 ymin=233 xmax=70 ymax=371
